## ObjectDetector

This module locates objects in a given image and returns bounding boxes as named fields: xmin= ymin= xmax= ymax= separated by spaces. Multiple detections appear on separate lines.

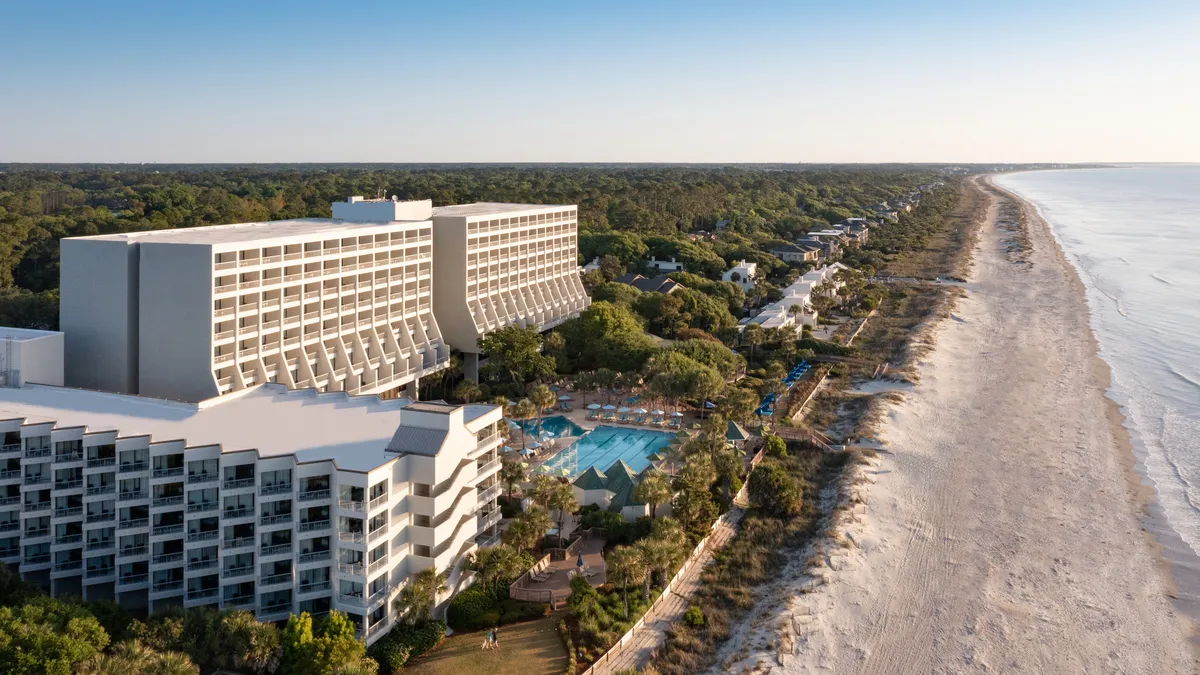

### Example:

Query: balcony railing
xmin=367 ymin=555 xmax=389 ymax=574
xmin=222 ymin=565 xmax=254 ymax=579
xmin=85 ymin=484 xmax=115 ymax=495
xmin=86 ymin=511 xmax=116 ymax=523
xmin=0 ymin=443 xmax=21 ymax=455
xmin=338 ymin=562 xmax=364 ymax=576
xmin=223 ymin=477 xmax=255 ymax=490
xmin=298 ymin=519 xmax=330 ymax=533
xmin=86 ymin=457 xmax=116 ymax=468
xmin=24 ymin=447 xmax=51 ymax=459
xmin=226 ymin=594 xmax=256 ymax=607
xmin=0 ymin=522 xmax=18 ymax=533
xmin=187 ymin=502 xmax=218 ymax=513
xmin=298 ymin=489 xmax=330 ymax=502
xmin=119 ymin=545 xmax=147 ymax=557
xmin=261 ymin=572 xmax=292 ymax=587
xmin=153 ymin=552 xmax=184 ymax=565
xmin=337 ymin=592 xmax=365 ymax=607
xmin=187 ymin=473 xmax=218 ymax=485
xmin=338 ymin=499 xmax=364 ymax=512
xmin=299 ymin=580 xmax=331 ymax=594
xmin=223 ymin=508 xmax=252 ymax=520
xmin=187 ymin=588 xmax=218 ymax=601
xmin=0 ymin=469 xmax=20 ymax=480
xmin=152 ymin=466 xmax=183 ymax=478
xmin=152 ymin=495 xmax=183 ymax=507
xmin=25 ymin=553 xmax=51 ymax=565
xmin=53 ymin=532 xmax=83 ymax=546
xmin=24 ymin=527 xmax=50 ymax=539
xmin=152 ymin=523 xmax=184 ymax=536
xmin=53 ymin=559 xmax=82 ymax=572
xmin=0 ymin=496 xmax=18 ymax=506
xmin=368 ymin=526 xmax=387 ymax=543
xmin=118 ymin=462 xmax=148 ymax=474
xmin=477 ymin=483 xmax=502 ymax=506
xmin=118 ymin=518 xmax=149 ymax=530
xmin=261 ymin=542 xmax=293 ymax=556
xmin=152 ymin=580 xmax=184 ymax=593
xmin=24 ymin=475 xmax=50 ymax=486
xmin=85 ymin=566 xmax=115 ymax=578
xmin=368 ymin=494 xmax=388 ymax=511
xmin=261 ymin=483 xmax=293 ymax=496
xmin=260 ymin=601 xmax=292 ymax=615
xmin=260 ymin=513 xmax=292 ymax=527
xmin=338 ymin=531 xmax=365 ymax=544
xmin=222 ymin=537 xmax=253 ymax=550
xmin=87 ymin=539 xmax=114 ymax=551
xmin=118 ymin=574 xmax=148 ymax=586
xmin=297 ymin=550 xmax=331 ymax=564
xmin=119 ymin=491 xmax=147 ymax=502
xmin=187 ymin=530 xmax=219 ymax=542
xmin=187 ymin=558 xmax=217 ymax=571
xmin=54 ymin=452 xmax=83 ymax=463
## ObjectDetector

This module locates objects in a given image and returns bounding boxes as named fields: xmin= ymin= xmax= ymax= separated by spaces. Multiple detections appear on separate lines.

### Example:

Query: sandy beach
xmin=715 ymin=177 xmax=1195 ymax=673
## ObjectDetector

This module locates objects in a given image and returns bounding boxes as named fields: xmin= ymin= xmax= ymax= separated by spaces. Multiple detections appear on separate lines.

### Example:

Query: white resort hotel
xmin=0 ymin=196 xmax=590 ymax=643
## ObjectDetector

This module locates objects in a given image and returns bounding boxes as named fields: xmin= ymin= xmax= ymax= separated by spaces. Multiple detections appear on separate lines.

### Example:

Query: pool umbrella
xmin=577 ymin=552 xmax=584 ymax=568
xmin=633 ymin=407 xmax=648 ymax=414
xmin=617 ymin=407 xmax=631 ymax=413
xmin=602 ymin=404 xmax=616 ymax=410
xmin=651 ymin=409 xmax=665 ymax=415
xmin=646 ymin=452 xmax=663 ymax=462
xmin=557 ymin=468 xmax=571 ymax=477
xmin=518 ymin=461 xmax=530 ymax=469
xmin=671 ymin=412 xmax=685 ymax=418
xmin=535 ymin=465 xmax=551 ymax=474
xmin=558 ymin=394 xmax=573 ymax=401
xmin=520 ymin=448 xmax=535 ymax=456
xmin=528 ymin=441 xmax=541 ymax=450
xmin=587 ymin=403 xmax=602 ymax=410
xmin=501 ymin=445 xmax=514 ymax=453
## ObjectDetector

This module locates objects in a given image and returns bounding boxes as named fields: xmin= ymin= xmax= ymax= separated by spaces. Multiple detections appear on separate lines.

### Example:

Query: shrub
xmin=369 ymin=619 xmax=446 ymax=671
xmin=747 ymin=461 xmax=803 ymax=518
xmin=369 ymin=639 xmax=410 ymax=674
xmin=558 ymin=620 xmax=576 ymax=675
xmin=683 ymin=606 xmax=705 ymax=627
xmin=447 ymin=585 xmax=495 ymax=630
xmin=763 ymin=435 xmax=787 ymax=458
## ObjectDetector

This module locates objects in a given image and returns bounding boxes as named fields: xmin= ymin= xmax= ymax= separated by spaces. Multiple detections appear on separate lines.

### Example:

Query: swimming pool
xmin=542 ymin=425 xmax=675 ymax=476
xmin=511 ymin=415 xmax=585 ymax=440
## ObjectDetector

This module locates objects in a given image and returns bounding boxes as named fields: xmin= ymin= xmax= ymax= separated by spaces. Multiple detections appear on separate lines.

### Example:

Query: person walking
xmin=492 ymin=626 xmax=500 ymax=650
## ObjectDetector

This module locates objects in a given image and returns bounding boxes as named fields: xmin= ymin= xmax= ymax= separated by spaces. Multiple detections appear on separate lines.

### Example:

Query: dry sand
xmin=713 ymin=178 xmax=1195 ymax=674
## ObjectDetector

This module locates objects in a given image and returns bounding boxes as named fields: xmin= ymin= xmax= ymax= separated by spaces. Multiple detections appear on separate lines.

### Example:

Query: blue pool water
xmin=511 ymin=415 xmax=585 ymax=440
xmin=543 ymin=425 xmax=675 ymax=476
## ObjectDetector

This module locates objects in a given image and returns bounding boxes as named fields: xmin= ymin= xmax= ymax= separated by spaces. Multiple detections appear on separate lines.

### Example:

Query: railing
xmin=298 ymin=550 xmax=331 ymax=564
xmin=119 ymin=574 xmax=148 ymax=586
xmin=261 ymin=572 xmax=292 ymax=587
xmin=187 ymin=502 xmax=217 ymax=513
xmin=24 ymin=475 xmax=50 ymax=486
xmin=223 ymin=508 xmax=252 ymax=520
xmin=187 ymin=559 xmax=217 ymax=571
xmin=476 ymin=433 xmax=500 ymax=451
xmin=187 ymin=530 xmax=218 ymax=542
xmin=338 ymin=531 xmax=364 ymax=544
xmin=261 ymin=542 xmax=293 ymax=556
xmin=53 ymin=560 xmax=82 ymax=572
xmin=261 ymin=483 xmax=293 ymax=496
xmin=187 ymin=473 xmax=218 ymax=484
xmin=223 ymin=537 xmax=253 ymax=550
xmin=368 ymin=526 xmax=387 ymax=543
xmin=187 ymin=588 xmax=218 ymax=600
xmin=119 ymin=545 xmax=147 ymax=557
xmin=86 ymin=511 xmax=116 ymax=523
xmin=338 ymin=499 xmax=364 ymax=512
xmin=153 ymin=495 xmax=183 ymax=507
xmin=223 ymin=477 xmax=255 ymax=490
xmin=152 ymin=523 xmax=184 ymax=536
xmin=119 ymin=518 xmax=149 ymax=530
xmin=0 ymin=549 xmax=18 ymax=559
xmin=337 ymin=592 xmax=365 ymax=606
xmin=260 ymin=602 xmax=293 ymax=615
xmin=87 ymin=539 xmax=114 ymax=551
xmin=152 ymin=466 xmax=183 ymax=478
xmin=226 ymin=594 xmax=255 ymax=607
xmin=0 ymin=469 xmax=20 ymax=480
xmin=25 ymin=553 xmax=51 ymax=565
xmin=24 ymin=527 xmax=50 ymax=538
xmin=260 ymin=513 xmax=292 ymax=526
xmin=85 ymin=484 xmax=114 ymax=495
xmin=367 ymin=555 xmax=389 ymax=574
xmin=298 ymin=489 xmax=330 ymax=502
xmin=0 ymin=443 xmax=21 ymax=454
xmin=338 ymin=562 xmax=364 ymax=576
xmin=299 ymin=580 xmax=331 ymax=594
xmin=55 ymin=452 xmax=83 ymax=463
xmin=477 ymin=483 xmax=502 ymax=506
xmin=0 ymin=496 xmax=18 ymax=506
xmin=153 ymin=552 xmax=184 ymax=564
xmin=222 ymin=565 xmax=254 ymax=579
xmin=119 ymin=490 xmax=146 ymax=501
xmin=85 ymin=566 xmax=115 ymax=578
xmin=55 ymin=534 xmax=83 ymax=545
xmin=153 ymin=580 xmax=184 ymax=593
xmin=368 ymin=494 xmax=388 ymax=511
xmin=86 ymin=457 xmax=116 ymax=468
xmin=24 ymin=447 xmax=51 ymax=459
xmin=298 ymin=519 xmax=330 ymax=533
xmin=118 ymin=461 xmax=148 ymax=474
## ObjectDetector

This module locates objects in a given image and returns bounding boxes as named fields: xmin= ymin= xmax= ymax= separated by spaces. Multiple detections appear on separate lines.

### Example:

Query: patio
xmin=510 ymin=536 xmax=607 ymax=606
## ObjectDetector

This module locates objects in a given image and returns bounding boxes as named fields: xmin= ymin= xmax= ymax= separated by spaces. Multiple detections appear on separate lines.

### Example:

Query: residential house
xmin=614 ymin=273 xmax=684 ymax=295
xmin=721 ymin=260 xmax=758 ymax=291
xmin=769 ymin=243 xmax=821 ymax=264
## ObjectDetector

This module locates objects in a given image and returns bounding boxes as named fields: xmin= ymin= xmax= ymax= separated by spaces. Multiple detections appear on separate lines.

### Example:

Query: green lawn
xmin=404 ymin=615 xmax=569 ymax=675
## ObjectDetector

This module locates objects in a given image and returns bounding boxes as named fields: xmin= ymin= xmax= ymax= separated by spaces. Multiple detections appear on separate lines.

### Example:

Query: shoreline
xmin=991 ymin=174 xmax=1200 ymax=645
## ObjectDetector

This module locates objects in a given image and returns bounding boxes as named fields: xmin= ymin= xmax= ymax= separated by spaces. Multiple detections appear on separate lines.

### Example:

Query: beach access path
xmin=717 ymin=177 xmax=1195 ymax=673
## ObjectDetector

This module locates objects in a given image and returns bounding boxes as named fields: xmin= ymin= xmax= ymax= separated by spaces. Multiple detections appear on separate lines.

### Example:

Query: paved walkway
xmin=590 ymin=507 xmax=742 ymax=675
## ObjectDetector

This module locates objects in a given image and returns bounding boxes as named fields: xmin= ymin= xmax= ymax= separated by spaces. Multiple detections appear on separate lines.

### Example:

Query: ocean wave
xmin=1167 ymin=362 xmax=1200 ymax=393
xmin=1151 ymin=272 xmax=1177 ymax=286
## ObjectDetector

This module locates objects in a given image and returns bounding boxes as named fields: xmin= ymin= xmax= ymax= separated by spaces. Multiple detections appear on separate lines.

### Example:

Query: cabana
xmin=586 ymin=403 xmax=602 ymax=420
xmin=669 ymin=411 xmax=685 ymax=428
xmin=726 ymin=420 xmax=750 ymax=448
xmin=617 ymin=406 xmax=631 ymax=423
xmin=557 ymin=394 xmax=573 ymax=412
xmin=632 ymin=407 xmax=648 ymax=424
xmin=601 ymin=404 xmax=617 ymax=421
xmin=650 ymin=409 xmax=666 ymax=426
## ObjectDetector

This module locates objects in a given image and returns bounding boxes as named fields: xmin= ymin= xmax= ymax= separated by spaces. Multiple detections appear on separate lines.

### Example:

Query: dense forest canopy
xmin=0 ymin=164 xmax=949 ymax=329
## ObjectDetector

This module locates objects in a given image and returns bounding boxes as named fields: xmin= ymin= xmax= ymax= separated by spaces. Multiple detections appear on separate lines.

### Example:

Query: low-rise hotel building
xmin=430 ymin=203 xmax=590 ymax=380
xmin=0 ymin=383 xmax=502 ymax=643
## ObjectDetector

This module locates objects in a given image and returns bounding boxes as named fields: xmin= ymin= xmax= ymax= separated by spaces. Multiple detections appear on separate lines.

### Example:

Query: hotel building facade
xmin=0 ymin=383 xmax=503 ymax=644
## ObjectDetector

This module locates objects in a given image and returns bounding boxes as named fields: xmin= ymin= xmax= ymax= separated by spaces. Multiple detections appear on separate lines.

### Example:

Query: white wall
xmin=332 ymin=198 xmax=433 ymax=223
xmin=7 ymin=332 xmax=65 ymax=386
xmin=60 ymin=238 xmax=139 ymax=394
xmin=430 ymin=216 xmax=476 ymax=353
xmin=138 ymin=242 xmax=219 ymax=402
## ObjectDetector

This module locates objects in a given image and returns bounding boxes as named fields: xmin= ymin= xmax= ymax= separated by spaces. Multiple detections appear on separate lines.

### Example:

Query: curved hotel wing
xmin=0 ymin=385 xmax=503 ymax=643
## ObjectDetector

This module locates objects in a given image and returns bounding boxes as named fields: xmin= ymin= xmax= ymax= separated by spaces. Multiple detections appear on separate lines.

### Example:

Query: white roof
xmin=432 ymin=202 xmax=574 ymax=219
xmin=0 ymin=327 xmax=61 ymax=342
xmin=71 ymin=218 xmax=428 ymax=247
xmin=0 ymin=384 xmax=498 ymax=472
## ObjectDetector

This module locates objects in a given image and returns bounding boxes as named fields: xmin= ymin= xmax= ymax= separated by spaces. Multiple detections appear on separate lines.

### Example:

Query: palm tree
xmin=634 ymin=470 xmax=673 ymax=519
xmin=454 ymin=380 xmax=483 ymax=403
xmin=502 ymin=506 xmax=552 ymax=552
xmin=529 ymin=383 xmax=556 ymax=438
xmin=222 ymin=609 xmax=281 ymax=675
xmin=79 ymin=640 xmax=200 ymax=675
xmin=605 ymin=545 xmax=646 ymax=619
xmin=467 ymin=543 xmax=527 ymax=596
xmin=511 ymin=399 xmax=537 ymax=451
xmin=499 ymin=460 xmax=527 ymax=499
xmin=636 ymin=537 xmax=673 ymax=601
xmin=394 ymin=568 xmax=447 ymax=625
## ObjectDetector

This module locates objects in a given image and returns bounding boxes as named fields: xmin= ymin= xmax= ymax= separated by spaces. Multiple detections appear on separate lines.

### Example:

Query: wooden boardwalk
xmin=588 ymin=508 xmax=742 ymax=675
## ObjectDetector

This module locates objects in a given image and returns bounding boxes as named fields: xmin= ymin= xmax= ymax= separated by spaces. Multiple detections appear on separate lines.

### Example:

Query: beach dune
xmin=740 ymin=177 xmax=1194 ymax=674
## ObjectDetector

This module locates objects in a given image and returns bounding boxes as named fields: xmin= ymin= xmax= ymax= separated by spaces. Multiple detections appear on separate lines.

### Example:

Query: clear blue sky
xmin=1 ymin=0 xmax=1197 ymax=163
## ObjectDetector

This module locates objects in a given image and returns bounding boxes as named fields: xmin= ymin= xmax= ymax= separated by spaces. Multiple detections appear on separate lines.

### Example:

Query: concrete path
xmin=590 ymin=507 xmax=742 ymax=675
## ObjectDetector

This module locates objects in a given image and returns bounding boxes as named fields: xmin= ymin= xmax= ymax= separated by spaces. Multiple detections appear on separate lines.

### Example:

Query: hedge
xmin=369 ymin=619 xmax=446 ymax=673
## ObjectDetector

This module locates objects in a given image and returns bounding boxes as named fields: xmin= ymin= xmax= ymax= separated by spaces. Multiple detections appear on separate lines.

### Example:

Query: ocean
xmin=996 ymin=166 xmax=1200 ymax=560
